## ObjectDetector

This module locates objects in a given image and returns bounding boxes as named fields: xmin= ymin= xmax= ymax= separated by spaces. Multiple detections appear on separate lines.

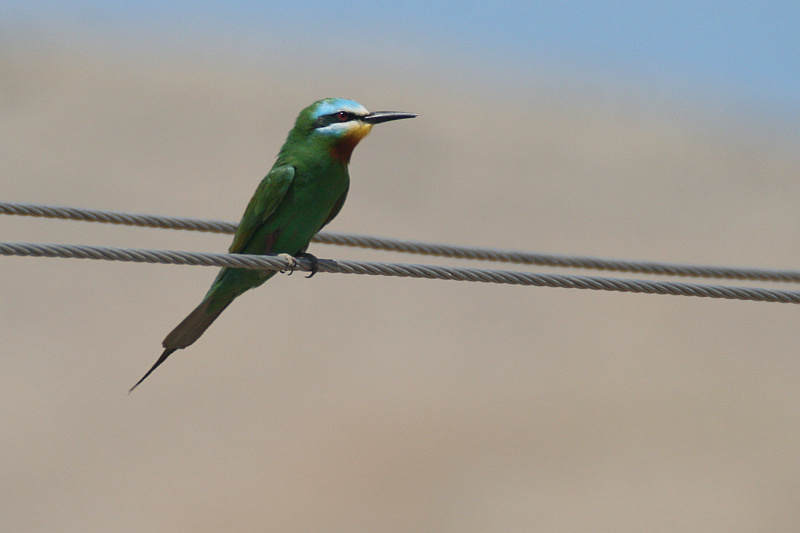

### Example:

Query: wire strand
xmin=2 ymin=200 xmax=797 ymax=283
xmin=3 ymin=241 xmax=800 ymax=305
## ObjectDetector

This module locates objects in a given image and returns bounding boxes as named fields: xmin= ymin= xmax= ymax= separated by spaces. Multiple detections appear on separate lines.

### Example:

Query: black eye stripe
xmin=313 ymin=111 xmax=359 ymax=129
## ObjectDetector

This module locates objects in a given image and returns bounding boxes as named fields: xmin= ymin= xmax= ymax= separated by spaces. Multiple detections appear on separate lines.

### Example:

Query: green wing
xmin=321 ymin=186 xmax=349 ymax=229
xmin=229 ymin=165 xmax=294 ymax=253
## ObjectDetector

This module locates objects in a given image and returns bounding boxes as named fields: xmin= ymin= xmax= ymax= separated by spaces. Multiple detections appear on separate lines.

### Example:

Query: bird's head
xmin=289 ymin=98 xmax=416 ymax=163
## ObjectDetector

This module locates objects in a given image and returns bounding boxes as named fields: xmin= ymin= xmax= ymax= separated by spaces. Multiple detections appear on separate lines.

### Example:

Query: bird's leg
xmin=277 ymin=252 xmax=319 ymax=278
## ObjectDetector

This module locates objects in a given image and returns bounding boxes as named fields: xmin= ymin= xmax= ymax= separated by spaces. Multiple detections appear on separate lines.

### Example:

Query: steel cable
xmin=3 ymin=241 xmax=800 ymax=305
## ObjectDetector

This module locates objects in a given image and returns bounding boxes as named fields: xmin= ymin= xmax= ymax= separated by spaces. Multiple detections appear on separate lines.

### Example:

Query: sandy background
xmin=2 ymin=41 xmax=800 ymax=531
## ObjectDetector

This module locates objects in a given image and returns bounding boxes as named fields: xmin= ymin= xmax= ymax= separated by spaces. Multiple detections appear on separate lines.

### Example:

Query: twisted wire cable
xmin=2 ymin=241 xmax=800 ymax=305
xmin=2 ymin=200 xmax=799 ymax=283
xmin=0 ymin=201 xmax=238 ymax=233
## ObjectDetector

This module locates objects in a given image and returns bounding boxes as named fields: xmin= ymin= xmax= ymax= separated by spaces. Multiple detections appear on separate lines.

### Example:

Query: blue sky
xmin=5 ymin=2 xmax=800 ymax=117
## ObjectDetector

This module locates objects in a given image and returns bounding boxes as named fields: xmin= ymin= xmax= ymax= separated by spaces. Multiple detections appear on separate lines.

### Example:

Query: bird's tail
xmin=162 ymin=297 xmax=231 ymax=351
xmin=129 ymin=298 xmax=230 ymax=392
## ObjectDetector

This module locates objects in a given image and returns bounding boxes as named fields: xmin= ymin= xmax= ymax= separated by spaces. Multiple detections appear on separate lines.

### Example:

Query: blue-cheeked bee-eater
xmin=130 ymin=98 xmax=416 ymax=391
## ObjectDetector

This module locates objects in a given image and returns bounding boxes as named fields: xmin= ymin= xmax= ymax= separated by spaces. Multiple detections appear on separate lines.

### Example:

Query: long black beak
xmin=362 ymin=111 xmax=417 ymax=124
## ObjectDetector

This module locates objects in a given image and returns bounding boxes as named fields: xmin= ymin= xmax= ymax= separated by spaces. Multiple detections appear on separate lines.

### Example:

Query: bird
xmin=129 ymin=98 xmax=416 ymax=391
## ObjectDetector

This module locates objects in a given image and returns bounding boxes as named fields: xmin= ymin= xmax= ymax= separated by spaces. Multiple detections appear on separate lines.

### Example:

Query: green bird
xmin=130 ymin=98 xmax=416 ymax=391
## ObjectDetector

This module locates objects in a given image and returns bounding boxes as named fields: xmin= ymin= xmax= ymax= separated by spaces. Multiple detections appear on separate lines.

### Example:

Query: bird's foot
xmin=277 ymin=252 xmax=319 ymax=278
xmin=296 ymin=252 xmax=319 ymax=278
xmin=277 ymin=253 xmax=299 ymax=275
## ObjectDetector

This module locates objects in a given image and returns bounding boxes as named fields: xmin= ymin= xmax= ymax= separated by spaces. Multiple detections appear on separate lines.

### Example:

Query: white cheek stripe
xmin=316 ymin=122 xmax=359 ymax=136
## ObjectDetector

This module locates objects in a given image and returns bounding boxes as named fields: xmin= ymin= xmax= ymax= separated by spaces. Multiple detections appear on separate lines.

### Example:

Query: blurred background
xmin=2 ymin=2 xmax=800 ymax=531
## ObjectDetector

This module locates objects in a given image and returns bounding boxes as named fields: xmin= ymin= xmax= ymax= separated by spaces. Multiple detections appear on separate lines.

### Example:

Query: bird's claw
xmin=297 ymin=252 xmax=319 ymax=278
xmin=277 ymin=252 xmax=319 ymax=278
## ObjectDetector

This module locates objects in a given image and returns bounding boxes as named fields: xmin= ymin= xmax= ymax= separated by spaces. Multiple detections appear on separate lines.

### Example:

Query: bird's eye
xmin=336 ymin=111 xmax=351 ymax=121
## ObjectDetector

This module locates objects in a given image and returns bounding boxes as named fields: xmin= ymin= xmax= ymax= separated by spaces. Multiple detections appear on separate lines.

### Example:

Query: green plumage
xmin=130 ymin=98 xmax=415 ymax=391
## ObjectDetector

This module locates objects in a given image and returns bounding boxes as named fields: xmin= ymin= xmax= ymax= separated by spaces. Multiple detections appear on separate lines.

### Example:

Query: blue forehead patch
xmin=311 ymin=98 xmax=367 ymax=120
